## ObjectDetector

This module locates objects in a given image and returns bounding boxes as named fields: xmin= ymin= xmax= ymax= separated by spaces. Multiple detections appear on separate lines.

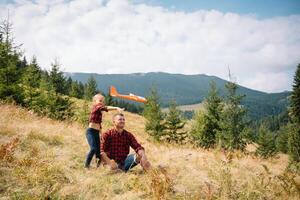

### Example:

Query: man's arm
xmin=127 ymin=132 xmax=151 ymax=170
xmin=127 ymin=132 xmax=144 ymax=153
xmin=136 ymin=149 xmax=151 ymax=170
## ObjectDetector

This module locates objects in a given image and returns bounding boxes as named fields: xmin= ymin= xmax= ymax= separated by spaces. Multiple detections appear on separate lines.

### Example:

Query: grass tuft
xmin=27 ymin=131 xmax=64 ymax=146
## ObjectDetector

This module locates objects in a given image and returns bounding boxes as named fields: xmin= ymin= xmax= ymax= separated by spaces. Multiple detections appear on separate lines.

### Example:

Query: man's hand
xmin=140 ymin=155 xmax=151 ymax=170
xmin=101 ymin=152 xmax=118 ymax=170
xmin=137 ymin=150 xmax=151 ymax=171
xmin=110 ymin=160 xmax=118 ymax=170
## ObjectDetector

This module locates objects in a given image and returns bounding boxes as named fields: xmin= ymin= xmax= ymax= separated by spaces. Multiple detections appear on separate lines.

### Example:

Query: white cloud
xmin=243 ymin=71 xmax=293 ymax=92
xmin=1 ymin=0 xmax=299 ymax=92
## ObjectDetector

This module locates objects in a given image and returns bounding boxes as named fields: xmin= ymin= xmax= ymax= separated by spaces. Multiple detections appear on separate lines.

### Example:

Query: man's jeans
xmin=118 ymin=154 xmax=139 ymax=172
xmin=85 ymin=128 xmax=100 ymax=168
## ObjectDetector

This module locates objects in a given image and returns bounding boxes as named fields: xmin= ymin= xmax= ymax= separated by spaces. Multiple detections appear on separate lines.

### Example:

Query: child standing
xmin=85 ymin=94 xmax=124 ymax=169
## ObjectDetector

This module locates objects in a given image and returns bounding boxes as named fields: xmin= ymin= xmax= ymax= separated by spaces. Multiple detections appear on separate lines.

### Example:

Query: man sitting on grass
xmin=101 ymin=113 xmax=151 ymax=172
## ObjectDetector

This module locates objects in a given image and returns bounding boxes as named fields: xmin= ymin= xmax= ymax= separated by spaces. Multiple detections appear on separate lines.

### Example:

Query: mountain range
xmin=65 ymin=72 xmax=290 ymax=120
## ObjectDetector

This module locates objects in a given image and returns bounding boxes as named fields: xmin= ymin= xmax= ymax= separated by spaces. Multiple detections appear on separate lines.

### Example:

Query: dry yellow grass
xmin=0 ymin=103 xmax=299 ymax=199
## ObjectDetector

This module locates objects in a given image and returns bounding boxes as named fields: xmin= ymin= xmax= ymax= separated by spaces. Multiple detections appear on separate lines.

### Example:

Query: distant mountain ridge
xmin=65 ymin=72 xmax=290 ymax=120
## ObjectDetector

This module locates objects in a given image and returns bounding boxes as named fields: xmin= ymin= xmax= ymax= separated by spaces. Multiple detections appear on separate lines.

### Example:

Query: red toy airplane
xmin=110 ymin=86 xmax=147 ymax=103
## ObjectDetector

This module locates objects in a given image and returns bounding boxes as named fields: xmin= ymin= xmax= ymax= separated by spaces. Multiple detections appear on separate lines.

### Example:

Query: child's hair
xmin=92 ymin=93 xmax=105 ymax=105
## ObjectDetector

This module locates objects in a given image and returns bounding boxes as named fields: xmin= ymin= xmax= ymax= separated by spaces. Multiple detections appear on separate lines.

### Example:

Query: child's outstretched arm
xmin=106 ymin=106 xmax=125 ymax=112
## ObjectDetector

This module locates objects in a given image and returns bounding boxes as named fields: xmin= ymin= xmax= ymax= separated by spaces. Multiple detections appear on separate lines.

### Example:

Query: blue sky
xmin=0 ymin=0 xmax=299 ymax=92
xmin=132 ymin=0 xmax=300 ymax=18
xmin=3 ymin=0 xmax=300 ymax=18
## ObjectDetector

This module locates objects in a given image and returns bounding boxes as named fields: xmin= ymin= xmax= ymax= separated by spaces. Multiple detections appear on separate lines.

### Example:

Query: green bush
xmin=217 ymin=81 xmax=248 ymax=151
xmin=256 ymin=125 xmax=277 ymax=158
xmin=163 ymin=100 xmax=187 ymax=143
xmin=143 ymin=87 xmax=165 ymax=140
xmin=191 ymin=81 xmax=223 ymax=148
xmin=288 ymin=124 xmax=300 ymax=162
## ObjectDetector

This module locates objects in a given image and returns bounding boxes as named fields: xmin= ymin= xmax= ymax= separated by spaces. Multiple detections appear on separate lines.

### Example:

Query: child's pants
xmin=85 ymin=128 xmax=100 ymax=168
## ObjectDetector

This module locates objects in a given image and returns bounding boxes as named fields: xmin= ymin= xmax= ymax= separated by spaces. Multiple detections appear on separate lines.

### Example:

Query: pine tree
xmin=65 ymin=77 xmax=73 ymax=96
xmin=49 ymin=59 xmax=66 ymax=95
xmin=191 ymin=110 xmax=206 ymax=145
xmin=256 ymin=125 xmax=277 ymax=158
xmin=31 ymin=71 xmax=73 ymax=120
xmin=31 ymin=73 xmax=55 ymax=115
xmin=21 ymin=57 xmax=42 ymax=107
xmin=276 ymin=124 xmax=289 ymax=153
xmin=217 ymin=79 xmax=248 ymax=151
xmin=78 ymin=82 xmax=85 ymax=98
xmin=290 ymin=64 xmax=300 ymax=123
xmin=143 ymin=87 xmax=165 ymax=140
xmin=288 ymin=64 xmax=300 ymax=162
xmin=18 ymin=56 xmax=27 ymax=69
xmin=191 ymin=81 xmax=223 ymax=148
xmin=22 ymin=57 xmax=41 ymax=87
xmin=288 ymin=124 xmax=300 ymax=162
xmin=49 ymin=95 xmax=74 ymax=120
xmin=74 ymin=100 xmax=90 ymax=126
xmin=0 ymin=17 xmax=23 ymax=103
xmin=84 ymin=76 xmax=97 ymax=100
xmin=69 ymin=81 xmax=81 ymax=98
xmin=164 ymin=100 xmax=186 ymax=143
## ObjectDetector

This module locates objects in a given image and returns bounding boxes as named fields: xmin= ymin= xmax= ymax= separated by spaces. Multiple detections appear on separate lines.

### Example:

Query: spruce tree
xmin=191 ymin=81 xmax=223 ymax=148
xmin=256 ymin=125 xmax=277 ymax=158
xmin=32 ymin=71 xmax=73 ymax=120
xmin=75 ymin=100 xmax=90 ymax=126
xmin=78 ymin=82 xmax=85 ymax=99
xmin=65 ymin=77 xmax=73 ymax=95
xmin=288 ymin=64 xmax=300 ymax=162
xmin=32 ymin=73 xmax=55 ymax=115
xmin=276 ymin=124 xmax=289 ymax=153
xmin=21 ymin=57 xmax=42 ymax=107
xmin=290 ymin=64 xmax=300 ymax=123
xmin=84 ymin=75 xmax=97 ymax=100
xmin=143 ymin=87 xmax=165 ymax=140
xmin=217 ymin=80 xmax=248 ymax=151
xmin=164 ymin=100 xmax=186 ymax=143
xmin=47 ymin=72 xmax=73 ymax=120
xmin=50 ymin=95 xmax=74 ymax=120
xmin=288 ymin=124 xmax=300 ymax=162
xmin=17 ymin=56 xmax=27 ymax=70
xmin=69 ymin=81 xmax=81 ymax=98
xmin=49 ymin=59 xmax=66 ymax=95
xmin=191 ymin=110 xmax=206 ymax=145
xmin=0 ymin=17 xmax=23 ymax=103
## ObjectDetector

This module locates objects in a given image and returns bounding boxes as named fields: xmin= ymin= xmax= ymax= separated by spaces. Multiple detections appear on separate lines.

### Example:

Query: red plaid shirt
xmin=89 ymin=104 xmax=108 ymax=126
xmin=101 ymin=128 xmax=144 ymax=165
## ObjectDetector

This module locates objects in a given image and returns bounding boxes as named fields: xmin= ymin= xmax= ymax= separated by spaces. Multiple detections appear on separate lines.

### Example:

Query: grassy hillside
xmin=1 ymin=104 xmax=299 ymax=199
xmin=65 ymin=72 xmax=290 ymax=120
